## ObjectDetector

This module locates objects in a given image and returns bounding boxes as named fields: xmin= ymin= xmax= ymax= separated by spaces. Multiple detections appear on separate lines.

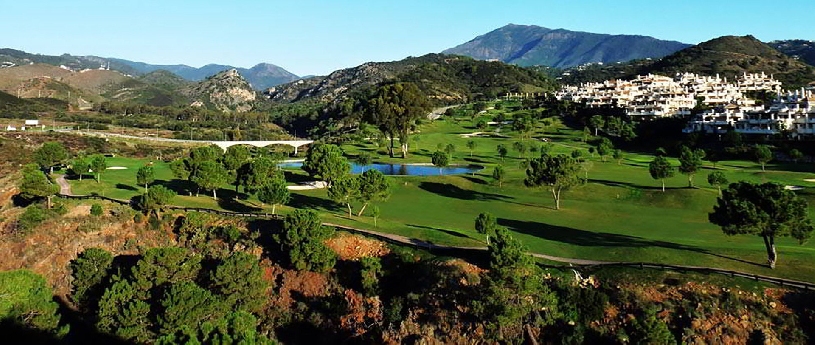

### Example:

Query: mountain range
xmin=557 ymin=36 xmax=815 ymax=88
xmin=0 ymin=48 xmax=298 ymax=90
xmin=266 ymin=53 xmax=555 ymax=105
xmin=443 ymin=24 xmax=691 ymax=68
xmin=768 ymin=40 xmax=815 ymax=67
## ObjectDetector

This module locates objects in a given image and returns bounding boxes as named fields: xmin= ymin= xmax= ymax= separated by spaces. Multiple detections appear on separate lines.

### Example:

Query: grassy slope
xmin=64 ymin=112 xmax=815 ymax=282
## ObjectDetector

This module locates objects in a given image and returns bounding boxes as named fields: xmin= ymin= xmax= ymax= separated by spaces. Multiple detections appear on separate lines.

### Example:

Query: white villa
xmin=556 ymin=72 xmax=815 ymax=137
xmin=683 ymin=87 xmax=815 ymax=137
xmin=557 ymin=72 xmax=782 ymax=118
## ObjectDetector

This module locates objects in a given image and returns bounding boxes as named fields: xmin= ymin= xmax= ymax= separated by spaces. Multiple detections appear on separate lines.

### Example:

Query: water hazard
xmin=278 ymin=161 xmax=481 ymax=176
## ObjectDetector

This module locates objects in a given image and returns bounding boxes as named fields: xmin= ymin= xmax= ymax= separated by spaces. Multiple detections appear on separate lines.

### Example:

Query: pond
xmin=278 ymin=161 xmax=482 ymax=176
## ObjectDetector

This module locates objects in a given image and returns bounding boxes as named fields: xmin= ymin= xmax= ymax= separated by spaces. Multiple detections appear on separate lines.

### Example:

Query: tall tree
xmin=709 ymin=182 xmax=814 ymax=268
xmin=257 ymin=176 xmax=290 ymax=215
xmin=431 ymin=151 xmax=449 ymax=175
xmin=475 ymin=212 xmax=497 ymax=244
xmin=524 ymin=154 xmax=584 ymax=210
xmin=754 ymin=145 xmax=772 ymax=171
xmin=365 ymin=82 xmax=431 ymax=158
xmin=0 ymin=270 xmax=69 ymax=339
xmin=492 ymin=165 xmax=506 ymax=187
xmin=444 ymin=143 xmax=456 ymax=157
xmin=496 ymin=144 xmax=508 ymax=161
xmin=678 ymin=146 xmax=705 ymax=187
xmin=34 ymin=141 xmax=68 ymax=174
xmin=221 ymin=145 xmax=250 ymax=173
xmin=328 ymin=176 xmax=359 ymax=217
xmin=788 ymin=148 xmax=803 ymax=164
xmin=302 ymin=143 xmax=351 ymax=186
xmin=221 ymin=145 xmax=250 ymax=189
xmin=157 ymin=282 xmax=223 ymax=336
xmin=471 ymin=227 xmax=558 ymax=340
xmin=595 ymin=137 xmax=613 ymax=162
xmin=239 ymin=156 xmax=277 ymax=194
xmin=137 ymin=185 xmax=176 ymax=217
xmin=70 ymin=157 xmax=90 ymax=181
xmin=136 ymin=165 xmax=155 ymax=192
xmin=355 ymin=152 xmax=373 ymax=171
xmin=89 ymin=155 xmax=107 ymax=183
xmin=356 ymin=169 xmax=390 ymax=216
xmin=589 ymin=115 xmax=604 ymax=136
xmin=612 ymin=149 xmax=624 ymax=165
xmin=649 ymin=155 xmax=674 ymax=192
xmin=512 ymin=141 xmax=527 ymax=159
xmin=511 ymin=113 xmax=534 ymax=140
xmin=466 ymin=140 xmax=477 ymax=156
xmin=70 ymin=248 xmax=113 ymax=313
xmin=97 ymin=279 xmax=153 ymax=342
xmin=707 ymin=171 xmax=728 ymax=196
xmin=209 ymin=251 xmax=269 ymax=312
xmin=191 ymin=160 xmax=228 ymax=199
xmin=276 ymin=209 xmax=336 ymax=272
xmin=18 ymin=164 xmax=59 ymax=208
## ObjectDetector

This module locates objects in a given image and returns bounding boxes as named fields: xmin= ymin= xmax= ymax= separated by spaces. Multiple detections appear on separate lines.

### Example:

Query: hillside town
xmin=557 ymin=72 xmax=815 ymax=137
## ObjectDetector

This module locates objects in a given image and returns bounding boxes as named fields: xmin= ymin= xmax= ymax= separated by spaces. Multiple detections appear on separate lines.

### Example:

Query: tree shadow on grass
xmin=216 ymin=189 xmax=262 ymax=213
xmin=288 ymin=193 xmax=338 ymax=212
xmin=418 ymin=182 xmax=514 ymax=202
xmin=406 ymin=223 xmax=473 ymax=239
xmin=497 ymin=217 xmax=765 ymax=268
xmin=283 ymin=171 xmax=313 ymax=184
xmin=153 ymin=179 xmax=195 ymax=196
xmin=463 ymin=157 xmax=491 ymax=164
xmin=460 ymin=175 xmax=488 ymax=185
xmin=115 ymin=183 xmax=138 ymax=191
xmin=590 ymin=178 xmax=671 ymax=191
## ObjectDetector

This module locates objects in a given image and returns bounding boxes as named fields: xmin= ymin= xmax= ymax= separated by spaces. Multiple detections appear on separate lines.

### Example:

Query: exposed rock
xmin=183 ymin=68 xmax=257 ymax=112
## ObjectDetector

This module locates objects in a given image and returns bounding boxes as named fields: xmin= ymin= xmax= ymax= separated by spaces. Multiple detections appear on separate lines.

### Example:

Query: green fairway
xmin=62 ymin=115 xmax=815 ymax=282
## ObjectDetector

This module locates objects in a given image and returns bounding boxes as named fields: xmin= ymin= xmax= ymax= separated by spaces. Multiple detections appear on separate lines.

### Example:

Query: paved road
xmin=55 ymin=175 xmax=73 ymax=196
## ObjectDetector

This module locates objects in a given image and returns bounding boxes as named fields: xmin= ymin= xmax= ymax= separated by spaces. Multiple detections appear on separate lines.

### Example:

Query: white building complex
xmin=557 ymin=72 xmax=815 ymax=137
xmin=683 ymin=88 xmax=815 ymax=136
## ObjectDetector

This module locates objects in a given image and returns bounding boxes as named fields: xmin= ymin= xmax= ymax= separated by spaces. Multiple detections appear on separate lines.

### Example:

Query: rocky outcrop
xmin=183 ymin=69 xmax=257 ymax=112
xmin=265 ymin=62 xmax=399 ymax=103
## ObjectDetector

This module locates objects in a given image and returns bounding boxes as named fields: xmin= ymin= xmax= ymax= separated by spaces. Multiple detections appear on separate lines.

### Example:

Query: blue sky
xmin=2 ymin=0 xmax=813 ymax=76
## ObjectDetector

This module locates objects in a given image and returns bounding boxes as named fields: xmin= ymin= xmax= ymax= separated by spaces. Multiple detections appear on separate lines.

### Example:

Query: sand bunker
xmin=804 ymin=179 xmax=815 ymax=182
xmin=287 ymin=181 xmax=327 ymax=190
xmin=107 ymin=166 xmax=128 ymax=170
xmin=785 ymin=185 xmax=804 ymax=191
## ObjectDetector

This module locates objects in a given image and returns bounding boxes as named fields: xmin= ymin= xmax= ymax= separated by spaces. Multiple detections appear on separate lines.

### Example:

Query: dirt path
xmin=55 ymin=175 xmax=73 ymax=196
xmin=323 ymin=222 xmax=611 ymax=265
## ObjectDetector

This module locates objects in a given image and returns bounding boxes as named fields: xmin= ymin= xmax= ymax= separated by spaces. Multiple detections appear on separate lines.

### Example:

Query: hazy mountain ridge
xmin=768 ymin=39 xmax=815 ymax=67
xmin=0 ymin=48 xmax=299 ymax=90
xmin=443 ymin=24 xmax=691 ymax=68
xmin=107 ymin=59 xmax=299 ymax=90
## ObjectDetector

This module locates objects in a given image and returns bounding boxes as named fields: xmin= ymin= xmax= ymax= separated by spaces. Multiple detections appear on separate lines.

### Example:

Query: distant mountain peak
xmin=444 ymin=25 xmax=690 ymax=68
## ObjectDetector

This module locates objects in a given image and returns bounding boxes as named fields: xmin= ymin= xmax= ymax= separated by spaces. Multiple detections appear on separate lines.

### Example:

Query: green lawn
xmin=63 ymin=116 xmax=815 ymax=282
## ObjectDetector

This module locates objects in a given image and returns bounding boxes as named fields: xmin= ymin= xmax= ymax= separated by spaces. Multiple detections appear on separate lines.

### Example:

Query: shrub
xmin=90 ymin=204 xmax=103 ymax=216
xmin=17 ymin=205 xmax=48 ymax=234
xmin=148 ymin=213 xmax=162 ymax=230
